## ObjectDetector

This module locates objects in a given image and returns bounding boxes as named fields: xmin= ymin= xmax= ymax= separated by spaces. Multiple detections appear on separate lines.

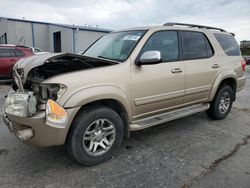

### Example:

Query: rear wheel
xmin=67 ymin=106 xmax=124 ymax=166
xmin=207 ymin=85 xmax=234 ymax=120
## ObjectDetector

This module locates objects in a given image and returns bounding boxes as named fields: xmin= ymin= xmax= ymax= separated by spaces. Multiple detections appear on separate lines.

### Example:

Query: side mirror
xmin=138 ymin=51 xmax=161 ymax=65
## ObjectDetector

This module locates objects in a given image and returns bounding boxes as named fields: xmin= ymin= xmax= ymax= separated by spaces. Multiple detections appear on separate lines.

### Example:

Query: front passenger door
xmin=131 ymin=31 xmax=185 ymax=119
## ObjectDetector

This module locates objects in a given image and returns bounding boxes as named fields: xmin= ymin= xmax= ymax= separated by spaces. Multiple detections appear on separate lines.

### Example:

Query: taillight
xmin=241 ymin=59 xmax=246 ymax=72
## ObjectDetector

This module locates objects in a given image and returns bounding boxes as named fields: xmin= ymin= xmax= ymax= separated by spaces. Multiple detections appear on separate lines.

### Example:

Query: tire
xmin=207 ymin=85 xmax=234 ymax=120
xmin=67 ymin=105 xmax=124 ymax=166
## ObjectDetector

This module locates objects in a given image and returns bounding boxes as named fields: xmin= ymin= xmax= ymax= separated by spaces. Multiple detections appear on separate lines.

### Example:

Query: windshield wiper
xmin=97 ymin=56 xmax=120 ymax=62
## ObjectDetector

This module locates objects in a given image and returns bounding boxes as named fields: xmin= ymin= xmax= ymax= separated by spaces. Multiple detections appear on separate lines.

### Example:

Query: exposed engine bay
xmin=12 ymin=53 xmax=117 ymax=107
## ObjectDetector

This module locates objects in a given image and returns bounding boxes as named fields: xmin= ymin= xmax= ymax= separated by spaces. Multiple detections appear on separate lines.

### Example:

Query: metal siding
xmin=49 ymin=25 xmax=73 ymax=53
xmin=7 ymin=20 xmax=33 ymax=46
xmin=0 ymin=18 xmax=8 ymax=41
xmin=33 ymin=23 xmax=50 ymax=51
xmin=75 ymin=30 xmax=106 ymax=52
xmin=0 ymin=17 xmax=110 ymax=53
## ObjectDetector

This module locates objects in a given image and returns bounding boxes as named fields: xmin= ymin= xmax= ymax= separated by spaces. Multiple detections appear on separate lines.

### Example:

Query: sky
xmin=0 ymin=0 xmax=250 ymax=42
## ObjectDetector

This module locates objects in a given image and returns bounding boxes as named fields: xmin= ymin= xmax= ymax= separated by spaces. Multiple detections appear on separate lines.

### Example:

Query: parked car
xmin=3 ymin=23 xmax=246 ymax=166
xmin=0 ymin=45 xmax=33 ymax=79
xmin=30 ymin=47 xmax=49 ymax=55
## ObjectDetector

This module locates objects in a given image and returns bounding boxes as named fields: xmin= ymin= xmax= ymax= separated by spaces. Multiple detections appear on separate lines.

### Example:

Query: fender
xmin=63 ymin=85 xmax=132 ymax=119
xmin=208 ymin=69 xmax=237 ymax=101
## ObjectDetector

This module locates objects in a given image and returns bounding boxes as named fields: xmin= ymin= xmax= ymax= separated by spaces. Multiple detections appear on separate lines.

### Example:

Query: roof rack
xmin=163 ymin=22 xmax=227 ymax=32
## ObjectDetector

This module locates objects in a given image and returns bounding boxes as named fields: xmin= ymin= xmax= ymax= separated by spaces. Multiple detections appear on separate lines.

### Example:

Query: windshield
xmin=84 ymin=30 xmax=146 ymax=62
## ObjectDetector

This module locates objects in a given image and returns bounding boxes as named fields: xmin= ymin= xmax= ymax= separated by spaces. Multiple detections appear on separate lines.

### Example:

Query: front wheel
xmin=207 ymin=85 xmax=234 ymax=120
xmin=67 ymin=106 xmax=124 ymax=166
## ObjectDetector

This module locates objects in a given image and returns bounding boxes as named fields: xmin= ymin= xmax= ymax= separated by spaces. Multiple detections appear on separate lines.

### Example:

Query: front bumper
xmin=3 ymin=106 xmax=80 ymax=147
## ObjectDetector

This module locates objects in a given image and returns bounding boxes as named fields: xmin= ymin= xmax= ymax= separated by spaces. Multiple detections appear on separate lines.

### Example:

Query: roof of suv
xmin=116 ymin=22 xmax=234 ymax=36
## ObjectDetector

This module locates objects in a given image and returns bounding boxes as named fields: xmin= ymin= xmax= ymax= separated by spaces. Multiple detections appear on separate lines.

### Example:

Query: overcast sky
xmin=1 ymin=0 xmax=250 ymax=42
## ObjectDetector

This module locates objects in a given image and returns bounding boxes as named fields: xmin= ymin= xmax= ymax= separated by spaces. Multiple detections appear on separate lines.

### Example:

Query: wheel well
xmin=69 ymin=99 xmax=130 ymax=139
xmin=218 ymin=78 xmax=237 ymax=101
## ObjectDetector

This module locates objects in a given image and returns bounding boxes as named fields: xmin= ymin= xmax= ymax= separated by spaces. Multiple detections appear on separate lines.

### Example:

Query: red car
xmin=0 ymin=45 xmax=34 ymax=79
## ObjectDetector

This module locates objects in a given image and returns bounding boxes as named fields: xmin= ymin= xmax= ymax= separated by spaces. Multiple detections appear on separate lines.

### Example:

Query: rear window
xmin=214 ymin=34 xmax=240 ymax=56
xmin=14 ymin=50 xmax=25 ymax=57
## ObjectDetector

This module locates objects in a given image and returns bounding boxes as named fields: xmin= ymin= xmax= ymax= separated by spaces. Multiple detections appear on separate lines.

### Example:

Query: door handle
xmin=171 ymin=68 xmax=182 ymax=73
xmin=212 ymin=64 xmax=220 ymax=69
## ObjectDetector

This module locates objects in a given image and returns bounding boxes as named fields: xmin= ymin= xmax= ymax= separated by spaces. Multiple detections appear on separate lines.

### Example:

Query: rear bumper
xmin=3 ymin=107 xmax=80 ymax=147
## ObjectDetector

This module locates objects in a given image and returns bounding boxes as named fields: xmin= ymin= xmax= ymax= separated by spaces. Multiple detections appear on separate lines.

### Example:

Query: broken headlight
xmin=4 ymin=92 xmax=37 ymax=117
xmin=39 ymin=84 xmax=67 ymax=102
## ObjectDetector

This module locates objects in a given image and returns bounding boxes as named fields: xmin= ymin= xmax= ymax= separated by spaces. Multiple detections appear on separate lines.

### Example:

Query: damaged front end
xmin=3 ymin=53 xmax=117 ymax=143
xmin=11 ymin=53 xmax=116 ymax=109
xmin=7 ymin=53 xmax=116 ymax=114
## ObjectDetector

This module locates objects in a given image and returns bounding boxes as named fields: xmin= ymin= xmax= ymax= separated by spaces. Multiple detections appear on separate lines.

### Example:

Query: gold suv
xmin=3 ymin=23 xmax=246 ymax=166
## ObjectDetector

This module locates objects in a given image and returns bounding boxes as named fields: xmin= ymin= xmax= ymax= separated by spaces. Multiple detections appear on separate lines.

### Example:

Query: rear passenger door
xmin=181 ymin=31 xmax=219 ymax=104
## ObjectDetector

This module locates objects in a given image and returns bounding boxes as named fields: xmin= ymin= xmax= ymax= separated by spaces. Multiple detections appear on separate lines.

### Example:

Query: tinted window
xmin=205 ymin=37 xmax=213 ymax=57
xmin=140 ymin=31 xmax=179 ymax=62
xmin=182 ymin=31 xmax=213 ymax=60
xmin=14 ymin=50 xmax=25 ymax=57
xmin=214 ymin=33 xmax=240 ymax=56
xmin=0 ymin=48 xmax=15 ymax=58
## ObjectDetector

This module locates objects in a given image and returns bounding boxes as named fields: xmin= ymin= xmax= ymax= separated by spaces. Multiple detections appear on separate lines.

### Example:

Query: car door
xmin=0 ymin=48 xmax=17 ymax=77
xmin=130 ymin=30 xmax=185 ymax=119
xmin=181 ymin=31 xmax=220 ymax=104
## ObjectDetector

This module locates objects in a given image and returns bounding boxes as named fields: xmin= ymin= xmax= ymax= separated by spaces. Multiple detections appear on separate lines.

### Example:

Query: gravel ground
xmin=0 ymin=67 xmax=249 ymax=188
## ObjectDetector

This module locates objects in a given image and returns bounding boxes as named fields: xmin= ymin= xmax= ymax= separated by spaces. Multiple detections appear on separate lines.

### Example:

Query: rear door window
xmin=181 ymin=31 xmax=214 ymax=60
xmin=214 ymin=33 xmax=240 ymax=56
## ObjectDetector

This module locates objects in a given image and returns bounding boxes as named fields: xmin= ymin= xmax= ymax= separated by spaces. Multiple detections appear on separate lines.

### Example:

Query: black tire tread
xmin=207 ymin=85 xmax=234 ymax=120
xmin=67 ymin=105 xmax=124 ymax=166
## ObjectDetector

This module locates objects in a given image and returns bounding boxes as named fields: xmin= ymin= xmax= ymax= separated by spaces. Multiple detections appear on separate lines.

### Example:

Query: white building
xmin=0 ymin=17 xmax=111 ymax=53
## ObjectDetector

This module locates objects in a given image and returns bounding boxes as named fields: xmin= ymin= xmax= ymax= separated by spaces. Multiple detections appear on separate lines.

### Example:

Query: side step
xmin=130 ymin=103 xmax=210 ymax=131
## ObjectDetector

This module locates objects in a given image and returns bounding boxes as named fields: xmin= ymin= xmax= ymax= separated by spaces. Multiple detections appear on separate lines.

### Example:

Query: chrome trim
xmin=132 ymin=98 xmax=208 ymax=119
xmin=185 ymin=85 xmax=211 ymax=95
xmin=134 ymin=90 xmax=184 ymax=106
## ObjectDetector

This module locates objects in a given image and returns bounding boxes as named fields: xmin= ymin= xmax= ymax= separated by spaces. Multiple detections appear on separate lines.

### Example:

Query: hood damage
xmin=12 ymin=53 xmax=118 ymax=106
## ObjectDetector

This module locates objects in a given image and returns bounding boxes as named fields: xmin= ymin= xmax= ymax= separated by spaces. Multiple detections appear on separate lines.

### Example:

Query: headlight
xmin=45 ymin=99 xmax=68 ymax=128
xmin=4 ymin=92 xmax=37 ymax=117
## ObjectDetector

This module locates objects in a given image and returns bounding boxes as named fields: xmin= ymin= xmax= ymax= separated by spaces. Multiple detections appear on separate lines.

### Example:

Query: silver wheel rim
xmin=219 ymin=91 xmax=231 ymax=114
xmin=82 ymin=119 xmax=116 ymax=156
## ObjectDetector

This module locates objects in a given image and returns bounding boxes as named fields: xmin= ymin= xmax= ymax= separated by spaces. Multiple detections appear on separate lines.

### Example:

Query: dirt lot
xmin=0 ymin=67 xmax=250 ymax=188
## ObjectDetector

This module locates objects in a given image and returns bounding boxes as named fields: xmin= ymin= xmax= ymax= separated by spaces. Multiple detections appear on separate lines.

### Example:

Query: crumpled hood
xmin=14 ymin=52 xmax=117 ymax=82
xmin=14 ymin=53 xmax=62 ymax=81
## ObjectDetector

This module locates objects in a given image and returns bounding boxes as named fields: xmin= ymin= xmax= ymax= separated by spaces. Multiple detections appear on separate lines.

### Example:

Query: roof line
xmin=0 ymin=17 xmax=112 ymax=33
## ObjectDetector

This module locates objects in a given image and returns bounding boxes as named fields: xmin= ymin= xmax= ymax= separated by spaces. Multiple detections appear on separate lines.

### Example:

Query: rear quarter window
xmin=214 ymin=33 xmax=240 ymax=56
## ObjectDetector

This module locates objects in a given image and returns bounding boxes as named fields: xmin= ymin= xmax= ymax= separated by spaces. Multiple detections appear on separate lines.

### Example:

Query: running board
xmin=130 ymin=103 xmax=210 ymax=131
